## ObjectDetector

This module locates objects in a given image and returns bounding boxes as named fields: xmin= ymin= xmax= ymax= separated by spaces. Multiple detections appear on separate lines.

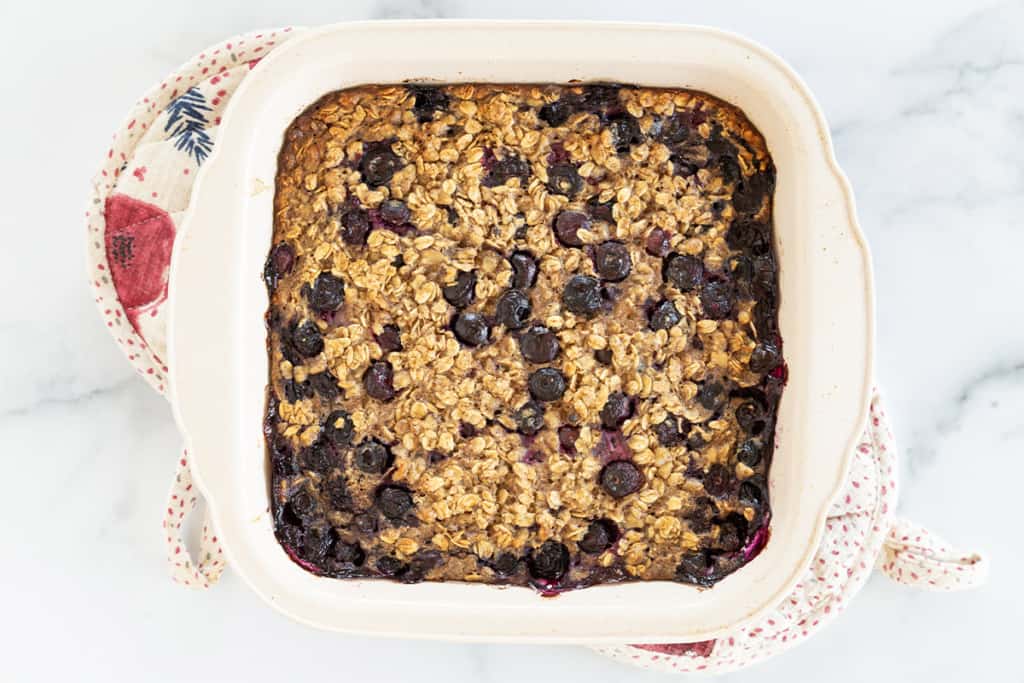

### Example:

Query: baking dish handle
xmin=162 ymin=450 xmax=226 ymax=589
xmin=879 ymin=517 xmax=989 ymax=590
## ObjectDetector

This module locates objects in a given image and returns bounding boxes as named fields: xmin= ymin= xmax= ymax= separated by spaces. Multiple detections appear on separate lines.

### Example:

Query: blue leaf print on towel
xmin=165 ymin=88 xmax=214 ymax=165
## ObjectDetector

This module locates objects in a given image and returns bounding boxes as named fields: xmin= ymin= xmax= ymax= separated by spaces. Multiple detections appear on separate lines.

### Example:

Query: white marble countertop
xmin=2 ymin=0 xmax=1021 ymax=680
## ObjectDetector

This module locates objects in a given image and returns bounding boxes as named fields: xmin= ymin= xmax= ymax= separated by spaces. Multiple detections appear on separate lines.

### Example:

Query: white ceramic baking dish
xmin=167 ymin=20 xmax=874 ymax=643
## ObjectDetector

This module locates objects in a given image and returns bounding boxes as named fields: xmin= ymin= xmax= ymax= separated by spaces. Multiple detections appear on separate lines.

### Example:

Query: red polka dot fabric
xmin=85 ymin=28 xmax=988 ymax=673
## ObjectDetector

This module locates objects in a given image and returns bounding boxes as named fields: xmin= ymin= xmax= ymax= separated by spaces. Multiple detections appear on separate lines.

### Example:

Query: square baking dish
xmin=167 ymin=20 xmax=874 ymax=643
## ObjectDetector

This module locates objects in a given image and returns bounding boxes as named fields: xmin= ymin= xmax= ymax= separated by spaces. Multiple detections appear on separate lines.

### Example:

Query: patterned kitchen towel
xmin=84 ymin=26 xmax=988 ymax=673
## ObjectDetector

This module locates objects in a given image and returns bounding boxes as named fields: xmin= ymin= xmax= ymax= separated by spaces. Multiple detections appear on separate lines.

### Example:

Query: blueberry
xmin=648 ymin=299 xmax=682 ymax=331
xmin=697 ymin=381 xmax=725 ymax=411
xmin=701 ymin=280 xmax=735 ymax=320
xmin=728 ymin=254 xmax=755 ymax=282
xmin=363 ymin=361 xmax=396 ymax=402
xmin=586 ymin=198 xmax=615 ymax=223
xmin=735 ymin=402 xmax=764 ymax=434
xmin=376 ymin=555 xmax=409 ymax=577
xmin=733 ymin=168 xmax=775 ymax=214
xmin=600 ymin=460 xmax=643 ymax=498
xmin=323 ymin=410 xmax=354 ymax=448
xmin=514 ymin=400 xmax=545 ymax=435
xmin=654 ymin=415 xmax=688 ymax=447
xmin=528 ymin=368 xmax=567 ymax=402
xmin=287 ymin=489 xmax=319 ymax=521
xmin=538 ymin=98 xmax=575 ymax=126
xmin=579 ymin=519 xmax=618 ymax=554
xmin=282 ymin=378 xmax=312 ymax=403
xmin=725 ymin=219 xmax=770 ymax=253
xmin=717 ymin=512 xmax=750 ymax=552
xmin=664 ymin=253 xmax=704 ymax=292
xmin=593 ymin=241 xmax=632 ymax=282
xmin=749 ymin=341 xmax=782 ymax=373
xmin=562 ymin=275 xmax=602 ymax=317
xmin=269 ymin=435 xmax=297 ymax=477
xmin=547 ymin=163 xmax=583 ymax=197
xmin=582 ymin=84 xmax=624 ymax=118
xmin=508 ymin=250 xmax=539 ymax=289
xmin=360 ymin=141 xmax=403 ymax=187
xmin=309 ymin=273 xmax=346 ymax=314
xmin=333 ymin=541 xmax=365 ymax=567
xmin=375 ymin=324 xmax=403 ymax=354
xmin=482 ymin=153 xmax=531 ymax=187
xmin=354 ymin=438 xmax=393 ymax=474
xmin=736 ymin=439 xmax=762 ymax=467
xmin=528 ymin=540 xmax=570 ymax=581
xmin=301 ymin=523 xmax=334 ymax=562
xmin=495 ymin=289 xmax=532 ymax=330
xmin=594 ymin=349 xmax=613 ymax=365
xmin=557 ymin=425 xmax=580 ymax=456
xmin=309 ymin=371 xmax=341 ymax=400
xmin=675 ymin=550 xmax=715 ymax=587
xmin=340 ymin=205 xmax=371 ymax=245
xmin=442 ymin=270 xmax=477 ymax=308
xmin=600 ymin=391 xmax=633 ymax=430
xmin=264 ymin=242 xmax=295 ymax=291
xmin=553 ymin=211 xmax=589 ymax=248
xmin=645 ymin=229 xmax=670 ymax=257
xmin=518 ymin=324 xmax=560 ymax=364
xmin=655 ymin=112 xmax=692 ymax=145
xmin=324 ymin=476 xmax=353 ymax=511
xmin=376 ymin=485 xmax=414 ymax=520
xmin=608 ymin=113 xmax=643 ymax=153
xmin=409 ymin=85 xmax=449 ymax=123
xmin=458 ymin=422 xmax=477 ymax=439
xmin=300 ymin=440 xmax=337 ymax=473
xmin=492 ymin=552 xmax=521 ymax=576
xmin=740 ymin=477 xmax=766 ymax=506
xmin=452 ymin=311 xmax=490 ymax=346
xmin=378 ymin=199 xmax=411 ymax=226
xmin=703 ymin=463 xmax=735 ymax=497
xmin=292 ymin=321 xmax=324 ymax=357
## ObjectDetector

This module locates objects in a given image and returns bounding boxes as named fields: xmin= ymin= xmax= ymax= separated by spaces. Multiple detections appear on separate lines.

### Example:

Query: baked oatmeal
xmin=264 ymin=83 xmax=783 ymax=591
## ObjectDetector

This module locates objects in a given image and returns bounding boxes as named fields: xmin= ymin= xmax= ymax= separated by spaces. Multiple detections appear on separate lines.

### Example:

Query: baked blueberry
xmin=514 ymin=400 xmax=545 ymax=435
xmin=648 ymin=299 xmax=682 ymax=331
xmin=323 ymin=410 xmax=354 ymax=448
xmin=655 ymin=112 xmax=692 ymax=145
xmin=340 ymin=205 xmax=371 ymax=245
xmin=664 ymin=253 xmax=704 ymax=291
xmin=553 ymin=210 xmax=589 ymax=248
xmin=353 ymin=511 xmax=378 ymax=534
xmin=376 ymin=555 xmax=410 ymax=577
xmin=309 ymin=371 xmax=341 ymax=400
xmin=736 ymin=439 xmax=762 ymax=467
xmin=528 ymin=540 xmax=570 ymax=582
xmin=703 ymin=463 xmax=735 ymax=497
xmin=492 ymin=552 xmax=521 ymax=576
xmin=593 ymin=241 xmax=632 ymax=282
xmin=733 ymin=168 xmax=774 ymax=214
xmin=378 ymin=199 xmax=411 ymax=226
xmin=363 ymin=361 xmax=396 ymax=402
xmin=409 ymin=85 xmax=449 ymax=123
xmin=264 ymin=242 xmax=295 ymax=291
xmin=452 ymin=311 xmax=490 ymax=346
xmin=557 ymin=425 xmax=580 ymax=456
xmin=749 ymin=341 xmax=782 ymax=373
xmin=528 ymin=368 xmax=567 ymax=402
xmin=333 ymin=541 xmax=365 ymax=567
xmin=538 ymin=98 xmax=575 ymax=126
xmin=508 ymin=250 xmax=539 ymax=289
xmin=495 ymin=289 xmax=532 ymax=330
xmin=735 ymin=401 xmax=764 ymax=434
xmin=594 ymin=348 xmax=613 ymax=366
xmin=442 ymin=270 xmax=477 ymax=308
xmin=579 ymin=519 xmax=618 ymax=554
xmin=654 ymin=415 xmax=688 ymax=447
xmin=717 ymin=513 xmax=749 ymax=553
xmin=740 ymin=477 xmax=766 ymax=506
xmin=547 ymin=163 xmax=583 ymax=197
xmin=292 ymin=321 xmax=324 ymax=358
xmin=283 ymin=378 xmax=312 ymax=403
xmin=309 ymin=272 xmax=345 ymax=313
xmin=376 ymin=485 xmax=415 ymax=520
xmin=701 ymin=280 xmax=735 ymax=320
xmin=360 ymin=140 xmax=404 ymax=187
xmin=600 ymin=391 xmax=633 ymax=430
xmin=482 ymin=151 xmax=531 ymax=187
xmin=562 ymin=275 xmax=602 ymax=316
xmin=354 ymin=438 xmax=393 ymax=474
xmin=675 ymin=550 xmax=715 ymax=587
xmin=518 ymin=325 xmax=560 ymax=364
xmin=600 ymin=460 xmax=643 ymax=498
xmin=697 ymin=380 xmax=726 ymax=411
xmin=608 ymin=113 xmax=643 ymax=153
xmin=324 ymin=476 xmax=353 ymax=511
xmin=375 ymin=324 xmax=403 ymax=354
xmin=300 ymin=440 xmax=337 ymax=473
xmin=586 ymin=198 xmax=616 ymax=223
